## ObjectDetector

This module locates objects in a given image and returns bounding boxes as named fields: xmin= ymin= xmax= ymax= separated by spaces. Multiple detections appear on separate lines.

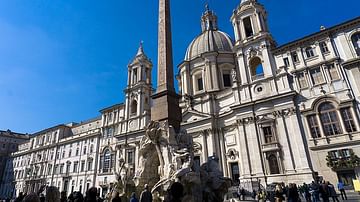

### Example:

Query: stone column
xmin=245 ymin=118 xmax=264 ymax=175
xmin=275 ymin=114 xmax=296 ymax=174
xmin=284 ymin=112 xmax=311 ymax=172
xmin=236 ymin=121 xmax=251 ymax=178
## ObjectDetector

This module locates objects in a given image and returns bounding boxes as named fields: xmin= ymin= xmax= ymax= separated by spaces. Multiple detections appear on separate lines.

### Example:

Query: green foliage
xmin=326 ymin=151 xmax=360 ymax=170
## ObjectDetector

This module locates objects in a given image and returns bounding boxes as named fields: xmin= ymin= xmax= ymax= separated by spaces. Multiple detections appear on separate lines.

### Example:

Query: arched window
xmin=131 ymin=100 xmax=137 ymax=115
xmin=249 ymin=57 xmax=264 ymax=80
xmin=268 ymin=154 xmax=280 ymax=174
xmin=103 ymin=149 xmax=111 ymax=172
xmin=319 ymin=102 xmax=342 ymax=136
xmin=351 ymin=33 xmax=360 ymax=56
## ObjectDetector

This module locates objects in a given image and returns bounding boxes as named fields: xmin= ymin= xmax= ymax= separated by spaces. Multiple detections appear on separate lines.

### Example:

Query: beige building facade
xmin=1 ymin=0 xmax=360 ymax=198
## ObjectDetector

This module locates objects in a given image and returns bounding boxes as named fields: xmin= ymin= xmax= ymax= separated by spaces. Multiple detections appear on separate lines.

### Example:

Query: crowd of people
xmin=8 ymin=184 xmax=155 ymax=202
xmin=237 ymin=180 xmax=349 ymax=202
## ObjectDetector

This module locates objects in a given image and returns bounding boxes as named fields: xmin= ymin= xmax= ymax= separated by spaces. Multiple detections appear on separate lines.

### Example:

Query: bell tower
xmin=124 ymin=42 xmax=152 ymax=125
xmin=231 ymin=0 xmax=277 ymax=86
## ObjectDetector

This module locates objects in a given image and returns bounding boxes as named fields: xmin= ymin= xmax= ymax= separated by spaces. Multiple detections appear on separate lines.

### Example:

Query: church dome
xmin=185 ymin=30 xmax=234 ymax=61
xmin=184 ymin=6 xmax=234 ymax=61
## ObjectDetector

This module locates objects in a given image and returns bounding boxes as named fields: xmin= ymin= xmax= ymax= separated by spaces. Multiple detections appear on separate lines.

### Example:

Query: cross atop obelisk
xmin=151 ymin=0 xmax=181 ymax=132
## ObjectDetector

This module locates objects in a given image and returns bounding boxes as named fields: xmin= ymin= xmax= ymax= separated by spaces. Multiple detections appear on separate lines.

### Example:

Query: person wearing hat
xmin=140 ymin=184 xmax=152 ymax=202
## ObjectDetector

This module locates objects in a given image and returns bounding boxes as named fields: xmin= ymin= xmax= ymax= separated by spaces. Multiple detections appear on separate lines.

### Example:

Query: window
xmin=305 ymin=47 xmax=315 ymax=58
xmin=298 ymin=72 xmax=308 ymax=89
xmin=66 ymin=163 xmax=71 ymax=173
xmin=250 ymin=57 xmax=264 ymax=80
xmin=131 ymin=100 xmax=137 ymax=115
xmin=127 ymin=149 xmax=135 ymax=164
xmin=87 ymin=160 xmax=93 ymax=171
xmin=283 ymin=58 xmax=290 ymax=67
xmin=340 ymin=108 xmax=357 ymax=133
xmin=83 ymin=146 xmax=87 ymax=155
xmin=268 ymin=154 xmax=280 ymax=174
xmin=62 ymin=151 xmax=65 ymax=159
xmin=222 ymin=70 xmax=231 ymax=87
xmin=48 ymin=164 xmax=52 ymax=175
xmin=60 ymin=164 xmax=64 ymax=174
xmin=262 ymin=126 xmax=275 ymax=143
xmin=320 ymin=42 xmax=329 ymax=53
xmin=90 ymin=145 xmax=94 ymax=153
xmin=81 ymin=160 xmax=85 ymax=172
xmin=76 ymin=148 xmax=79 ymax=156
xmin=105 ymin=128 xmax=113 ymax=138
xmin=73 ymin=161 xmax=78 ymax=173
xmin=230 ymin=162 xmax=240 ymax=184
xmin=319 ymin=102 xmax=342 ymax=136
xmin=194 ymin=73 xmax=204 ymax=92
xmin=351 ymin=33 xmax=360 ymax=56
xmin=310 ymin=67 xmax=324 ymax=85
xmin=307 ymin=115 xmax=321 ymax=138
xmin=243 ymin=17 xmax=254 ymax=37
xmin=108 ymin=113 xmax=112 ymax=122
xmin=68 ymin=149 xmax=72 ymax=157
xmin=291 ymin=52 xmax=299 ymax=63
xmin=197 ymin=77 xmax=204 ymax=91
xmin=328 ymin=149 xmax=352 ymax=160
xmin=101 ymin=149 xmax=114 ymax=173
xmin=328 ymin=64 xmax=340 ymax=81
xmin=132 ymin=68 xmax=138 ymax=84
xmin=79 ymin=180 xmax=83 ymax=193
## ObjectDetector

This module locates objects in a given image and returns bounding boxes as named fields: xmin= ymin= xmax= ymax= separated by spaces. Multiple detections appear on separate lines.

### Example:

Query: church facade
xmin=1 ymin=0 xmax=360 ymax=198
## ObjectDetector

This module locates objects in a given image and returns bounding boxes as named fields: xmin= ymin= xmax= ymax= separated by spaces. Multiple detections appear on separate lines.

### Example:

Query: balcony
xmin=252 ymin=73 xmax=265 ymax=81
xmin=261 ymin=142 xmax=280 ymax=152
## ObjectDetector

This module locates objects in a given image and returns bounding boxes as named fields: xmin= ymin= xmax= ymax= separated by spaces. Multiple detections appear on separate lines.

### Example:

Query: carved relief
xmin=226 ymin=148 xmax=239 ymax=160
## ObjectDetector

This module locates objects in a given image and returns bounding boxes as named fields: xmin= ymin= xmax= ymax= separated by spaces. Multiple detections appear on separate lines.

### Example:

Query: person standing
xmin=337 ymin=180 xmax=347 ymax=200
xmin=319 ymin=181 xmax=330 ymax=202
xmin=129 ymin=192 xmax=139 ymax=202
xmin=274 ymin=185 xmax=284 ymax=202
xmin=140 ymin=184 xmax=152 ymax=202
xmin=328 ymin=182 xmax=339 ymax=202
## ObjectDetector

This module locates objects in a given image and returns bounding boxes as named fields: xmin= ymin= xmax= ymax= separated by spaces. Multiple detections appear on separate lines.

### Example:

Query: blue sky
xmin=0 ymin=0 xmax=358 ymax=134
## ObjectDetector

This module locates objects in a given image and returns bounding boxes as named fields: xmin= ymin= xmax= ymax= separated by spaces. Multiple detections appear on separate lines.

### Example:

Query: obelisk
xmin=151 ymin=0 xmax=181 ymax=132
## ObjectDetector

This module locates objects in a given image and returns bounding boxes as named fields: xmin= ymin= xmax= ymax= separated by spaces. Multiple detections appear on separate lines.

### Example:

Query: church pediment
xmin=182 ymin=110 xmax=210 ymax=123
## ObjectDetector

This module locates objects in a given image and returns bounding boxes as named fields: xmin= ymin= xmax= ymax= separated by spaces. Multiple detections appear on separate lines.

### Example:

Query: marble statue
xmin=134 ymin=121 xmax=231 ymax=202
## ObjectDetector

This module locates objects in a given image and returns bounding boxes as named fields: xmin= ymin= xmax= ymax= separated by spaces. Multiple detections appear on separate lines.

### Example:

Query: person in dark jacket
xmin=287 ymin=183 xmax=299 ymax=202
xmin=129 ymin=192 xmax=138 ymax=202
xmin=14 ymin=192 xmax=25 ymax=202
xmin=319 ymin=181 xmax=330 ymax=202
xmin=85 ymin=187 xmax=100 ymax=202
xmin=139 ymin=184 xmax=152 ymax=202
xmin=74 ymin=192 xmax=84 ymax=202
xmin=111 ymin=191 xmax=121 ymax=202
xmin=39 ymin=194 xmax=45 ymax=202
xmin=60 ymin=191 xmax=67 ymax=202
xmin=328 ymin=182 xmax=339 ymax=202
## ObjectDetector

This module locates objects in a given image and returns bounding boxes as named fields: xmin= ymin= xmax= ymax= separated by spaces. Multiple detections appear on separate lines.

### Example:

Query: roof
xmin=184 ymin=30 xmax=234 ymax=61
xmin=99 ymin=103 xmax=124 ymax=113
xmin=0 ymin=130 xmax=30 ymax=139
xmin=273 ymin=16 xmax=360 ymax=53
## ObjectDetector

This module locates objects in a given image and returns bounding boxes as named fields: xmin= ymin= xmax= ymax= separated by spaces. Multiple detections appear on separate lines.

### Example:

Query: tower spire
xmin=151 ymin=0 xmax=181 ymax=132
xmin=136 ymin=41 xmax=144 ymax=57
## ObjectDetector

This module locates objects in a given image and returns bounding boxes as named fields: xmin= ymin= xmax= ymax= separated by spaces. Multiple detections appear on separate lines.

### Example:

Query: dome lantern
xmin=201 ymin=4 xmax=218 ymax=32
